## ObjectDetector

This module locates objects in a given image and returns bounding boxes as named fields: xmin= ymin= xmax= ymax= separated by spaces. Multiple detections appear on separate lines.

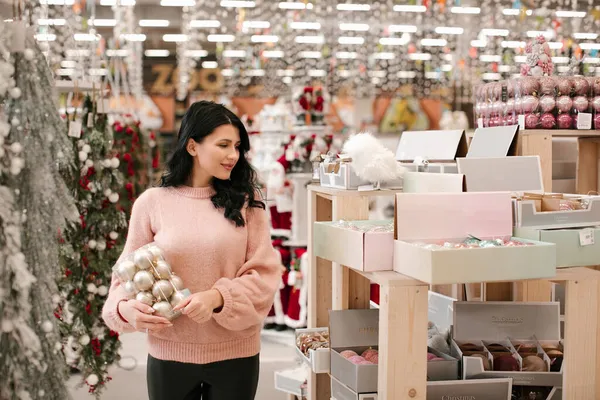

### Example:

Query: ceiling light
xmin=120 ymin=33 xmax=146 ymax=42
xmin=443 ymin=54 xmax=453 ymax=61
xmin=263 ymin=50 xmax=284 ymax=58
xmin=336 ymin=3 xmax=370 ymax=11
xmin=290 ymin=22 xmax=321 ymax=30
xmin=223 ymin=50 xmax=247 ymax=57
xmin=555 ymin=10 xmax=586 ymax=18
xmin=393 ymin=5 xmax=426 ymax=12
xmin=435 ymin=27 xmax=463 ymax=35
xmin=548 ymin=41 xmax=563 ymax=49
xmin=373 ymin=52 xmax=394 ymax=60
xmin=339 ymin=23 xmax=369 ymax=31
xmin=471 ymin=40 xmax=487 ymax=47
xmin=501 ymin=40 xmax=525 ymax=48
xmin=100 ymin=0 xmax=135 ymax=5
xmin=335 ymin=51 xmax=357 ymax=59
xmin=106 ymin=49 xmax=129 ymax=56
xmin=420 ymin=38 xmax=447 ymax=46
xmin=66 ymin=49 xmax=90 ymax=57
xmin=398 ymin=71 xmax=417 ymax=78
xmin=145 ymin=49 xmax=170 ymax=57
xmin=221 ymin=69 xmax=234 ymax=76
xmin=450 ymin=6 xmax=480 ymax=14
xmin=277 ymin=69 xmax=295 ymax=76
xmin=426 ymin=71 xmax=441 ymax=79
xmin=574 ymin=33 xmax=598 ymax=40
xmin=38 ymin=18 xmax=66 ymax=25
xmin=498 ymin=65 xmax=511 ymax=72
xmin=552 ymin=57 xmax=569 ymax=63
xmin=282 ymin=77 xmax=293 ymax=84
xmin=220 ymin=0 xmax=255 ymax=7
xmin=338 ymin=36 xmax=364 ymax=45
xmin=295 ymin=35 xmax=324 ymax=44
xmin=160 ymin=0 xmax=194 ymax=6
xmin=515 ymin=56 xmax=526 ymax=63
xmin=163 ymin=34 xmax=188 ymax=42
xmin=299 ymin=51 xmax=321 ymax=58
xmin=190 ymin=20 xmax=221 ymax=28
xmin=245 ymin=69 xmax=265 ymax=76
xmin=527 ymin=30 xmax=554 ymax=39
xmin=337 ymin=70 xmax=355 ymax=77
xmin=139 ymin=19 xmax=170 ymax=27
xmin=379 ymin=36 xmax=409 ymax=46
xmin=57 ymin=69 xmax=75 ymax=76
xmin=91 ymin=19 xmax=116 ymax=27
xmin=409 ymin=53 xmax=431 ymax=61
xmin=61 ymin=61 xmax=77 ymax=68
xmin=583 ymin=57 xmax=600 ymax=64
xmin=579 ymin=43 xmax=600 ymax=50
xmin=74 ymin=33 xmax=100 ymax=41
xmin=243 ymin=20 xmax=270 ymax=29
xmin=251 ymin=35 xmax=279 ymax=43
xmin=279 ymin=1 xmax=313 ymax=9
xmin=442 ymin=64 xmax=453 ymax=71
xmin=480 ymin=29 xmax=509 ymax=37
xmin=308 ymin=69 xmax=326 ymax=77
xmin=388 ymin=24 xmax=417 ymax=33
xmin=503 ymin=8 xmax=532 ymax=16
xmin=185 ymin=50 xmax=208 ymax=57
xmin=207 ymin=34 xmax=235 ymax=42
xmin=89 ymin=68 xmax=108 ymax=76
xmin=39 ymin=0 xmax=74 ymax=4
xmin=202 ymin=61 xmax=218 ymax=69
xmin=482 ymin=73 xmax=501 ymax=80
xmin=480 ymin=55 xmax=501 ymax=62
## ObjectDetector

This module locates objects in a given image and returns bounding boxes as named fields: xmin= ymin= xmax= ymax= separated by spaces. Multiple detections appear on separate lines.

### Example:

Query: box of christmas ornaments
xmin=393 ymin=192 xmax=557 ymax=284
xmin=426 ymin=378 xmax=513 ymax=400
xmin=450 ymin=302 xmax=563 ymax=399
xmin=295 ymin=328 xmax=330 ymax=373
xmin=113 ymin=243 xmax=191 ymax=320
xmin=313 ymin=220 xmax=394 ymax=272
xmin=473 ymin=36 xmax=600 ymax=131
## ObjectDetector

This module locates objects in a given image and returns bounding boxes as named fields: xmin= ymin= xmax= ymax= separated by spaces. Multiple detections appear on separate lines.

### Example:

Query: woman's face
xmin=187 ymin=124 xmax=241 ymax=183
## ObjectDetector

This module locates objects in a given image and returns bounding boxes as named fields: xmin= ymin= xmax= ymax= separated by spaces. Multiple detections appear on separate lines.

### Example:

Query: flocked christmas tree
xmin=0 ymin=20 xmax=78 ymax=400
xmin=56 ymin=96 xmax=128 ymax=396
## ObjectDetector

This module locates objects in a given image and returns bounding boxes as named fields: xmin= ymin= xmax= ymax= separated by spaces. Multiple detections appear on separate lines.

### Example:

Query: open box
xmin=395 ymin=129 xmax=467 ymax=174
xmin=515 ymin=195 xmax=600 ymax=229
xmin=314 ymin=220 xmax=394 ymax=272
xmin=393 ymin=192 xmax=557 ymax=284
xmin=451 ymin=302 xmax=563 ymax=390
xmin=319 ymin=160 xmax=369 ymax=190
xmin=427 ymin=347 xmax=459 ymax=381
xmin=427 ymin=378 xmax=513 ymax=400
xmin=466 ymin=125 xmax=519 ymax=158
xmin=294 ymin=327 xmax=330 ymax=373
xmin=402 ymin=172 xmax=465 ymax=194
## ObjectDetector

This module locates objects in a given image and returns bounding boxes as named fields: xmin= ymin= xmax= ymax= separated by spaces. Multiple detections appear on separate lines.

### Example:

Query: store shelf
xmin=307 ymin=184 xmax=600 ymax=400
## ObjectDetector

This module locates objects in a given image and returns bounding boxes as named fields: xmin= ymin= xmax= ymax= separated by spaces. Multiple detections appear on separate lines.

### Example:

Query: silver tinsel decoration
xmin=0 ymin=20 xmax=78 ymax=400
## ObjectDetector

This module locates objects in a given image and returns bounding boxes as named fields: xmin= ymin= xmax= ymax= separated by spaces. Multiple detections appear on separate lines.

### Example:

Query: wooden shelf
xmin=307 ymin=185 xmax=600 ymax=400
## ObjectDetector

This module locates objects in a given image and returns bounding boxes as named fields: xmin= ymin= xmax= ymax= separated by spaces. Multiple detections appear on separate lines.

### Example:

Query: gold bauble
xmin=133 ymin=270 xmax=155 ymax=291
xmin=134 ymin=249 xmax=154 ymax=270
xmin=154 ymin=260 xmax=172 ymax=280
xmin=170 ymin=275 xmax=185 ymax=291
xmin=152 ymin=280 xmax=174 ymax=301
xmin=152 ymin=301 xmax=173 ymax=318
xmin=117 ymin=260 xmax=137 ymax=281
xmin=170 ymin=291 xmax=188 ymax=308
xmin=136 ymin=291 xmax=155 ymax=307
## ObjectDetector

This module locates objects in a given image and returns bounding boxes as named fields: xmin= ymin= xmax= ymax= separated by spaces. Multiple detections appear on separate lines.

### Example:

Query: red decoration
xmin=85 ymin=302 xmax=92 ymax=315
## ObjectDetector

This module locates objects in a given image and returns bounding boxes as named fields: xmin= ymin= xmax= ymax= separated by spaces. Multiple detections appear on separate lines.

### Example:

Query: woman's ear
xmin=186 ymin=139 xmax=197 ymax=156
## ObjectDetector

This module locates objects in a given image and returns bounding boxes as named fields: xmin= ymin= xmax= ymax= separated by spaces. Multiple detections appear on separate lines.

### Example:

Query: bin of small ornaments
xmin=591 ymin=76 xmax=600 ymax=130
xmin=113 ymin=243 xmax=191 ymax=321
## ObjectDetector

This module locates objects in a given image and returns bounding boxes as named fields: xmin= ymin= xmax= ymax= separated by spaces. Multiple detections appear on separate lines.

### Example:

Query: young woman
xmin=102 ymin=101 xmax=284 ymax=400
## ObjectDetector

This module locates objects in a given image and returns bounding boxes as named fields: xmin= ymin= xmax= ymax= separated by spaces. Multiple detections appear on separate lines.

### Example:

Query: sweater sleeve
xmin=212 ymin=205 xmax=284 ymax=331
xmin=101 ymin=190 xmax=156 ymax=333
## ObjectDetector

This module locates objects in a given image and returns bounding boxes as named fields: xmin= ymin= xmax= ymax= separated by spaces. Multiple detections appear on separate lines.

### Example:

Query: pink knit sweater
xmin=101 ymin=186 xmax=283 ymax=364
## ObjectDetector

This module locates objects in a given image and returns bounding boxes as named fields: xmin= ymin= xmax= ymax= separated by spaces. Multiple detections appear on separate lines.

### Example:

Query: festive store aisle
xmin=68 ymin=331 xmax=299 ymax=400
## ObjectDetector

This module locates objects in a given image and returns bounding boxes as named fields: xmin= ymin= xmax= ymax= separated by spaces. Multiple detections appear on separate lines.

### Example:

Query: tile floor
xmin=68 ymin=330 xmax=300 ymax=400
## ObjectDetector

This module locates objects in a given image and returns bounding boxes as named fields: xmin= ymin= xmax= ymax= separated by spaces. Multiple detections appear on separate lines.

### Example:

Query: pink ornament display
xmin=362 ymin=349 xmax=378 ymax=361
xmin=591 ymin=78 xmax=600 ymax=95
xmin=521 ymin=77 xmax=540 ymax=96
xmin=557 ymin=96 xmax=573 ymax=113
xmin=573 ymin=96 xmax=589 ymax=112
xmin=595 ymin=114 xmax=600 ymax=130
xmin=525 ymin=113 xmax=539 ymax=129
xmin=341 ymin=350 xmax=358 ymax=359
xmin=368 ymin=353 xmax=379 ymax=364
xmin=573 ymin=77 xmax=590 ymax=96
xmin=521 ymin=95 xmax=539 ymax=113
xmin=592 ymin=96 xmax=600 ymax=112
xmin=539 ymin=96 xmax=556 ymax=113
xmin=507 ymin=80 xmax=515 ymax=97
xmin=506 ymin=98 xmax=515 ymax=113
xmin=348 ymin=355 xmax=366 ymax=364
xmin=556 ymin=78 xmax=573 ymax=96
xmin=539 ymin=76 xmax=556 ymax=95
xmin=504 ymin=115 xmax=516 ymax=126
xmin=557 ymin=114 xmax=573 ymax=129
xmin=540 ymin=113 xmax=556 ymax=129
xmin=492 ymin=83 xmax=502 ymax=100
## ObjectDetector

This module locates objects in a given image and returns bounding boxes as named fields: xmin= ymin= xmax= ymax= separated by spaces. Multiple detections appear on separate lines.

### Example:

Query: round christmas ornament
xmin=170 ymin=291 xmax=188 ymax=308
xmin=520 ymin=77 xmax=540 ymax=96
xmin=133 ymin=270 xmax=155 ymax=291
xmin=170 ymin=275 xmax=185 ymax=291
xmin=340 ymin=350 xmax=358 ymax=359
xmin=556 ymin=77 xmax=573 ymax=96
xmin=557 ymin=114 xmax=573 ymax=129
xmin=493 ymin=354 xmax=520 ymax=372
xmin=539 ymin=96 xmax=556 ymax=113
xmin=539 ymin=77 xmax=556 ymax=95
xmin=525 ymin=114 xmax=539 ymax=129
xmin=573 ymin=96 xmax=589 ymax=112
xmin=522 ymin=355 xmax=548 ymax=372
xmin=148 ymin=245 xmax=164 ymax=261
xmin=591 ymin=78 xmax=600 ymax=95
xmin=124 ymin=280 xmax=139 ymax=295
xmin=556 ymin=96 xmax=573 ymax=113
xmin=154 ymin=260 xmax=172 ymax=279
xmin=540 ymin=113 xmax=556 ymax=129
xmin=136 ymin=291 xmax=155 ymax=306
xmin=152 ymin=301 xmax=173 ymax=318
xmin=592 ymin=97 xmax=600 ymax=112
xmin=134 ymin=249 xmax=154 ymax=270
xmin=521 ymin=96 xmax=539 ymax=113
xmin=348 ymin=355 xmax=366 ymax=364
xmin=573 ymin=77 xmax=590 ymax=96
xmin=506 ymin=98 xmax=515 ymax=113
xmin=152 ymin=280 xmax=174 ymax=300
xmin=362 ymin=348 xmax=378 ymax=362
xmin=595 ymin=114 xmax=600 ymax=130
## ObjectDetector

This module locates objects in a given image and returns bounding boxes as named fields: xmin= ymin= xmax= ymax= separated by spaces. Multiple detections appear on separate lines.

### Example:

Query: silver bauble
xmin=117 ymin=260 xmax=137 ymax=281
xmin=134 ymin=249 xmax=154 ymax=270
xmin=147 ymin=245 xmax=164 ymax=262
xmin=170 ymin=291 xmax=188 ymax=308
xmin=136 ymin=291 xmax=155 ymax=307
xmin=154 ymin=260 xmax=172 ymax=280
xmin=124 ymin=280 xmax=139 ymax=295
xmin=152 ymin=301 xmax=173 ymax=318
xmin=133 ymin=270 xmax=155 ymax=291
xmin=152 ymin=280 xmax=174 ymax=300
xmin=170 ymin=275 xmax=185 ymax=291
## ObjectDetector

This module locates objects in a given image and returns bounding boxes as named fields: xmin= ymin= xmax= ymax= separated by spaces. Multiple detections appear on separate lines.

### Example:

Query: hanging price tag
xmin=579 ymin=228 xmax=595 ymax=246
xmin=518 ymin=115 xmax=526 ymax=130
xmin=87 ymin=113 xmax=94 ymax=128
xmin=68 ymin=120 xmax=82 ymax=138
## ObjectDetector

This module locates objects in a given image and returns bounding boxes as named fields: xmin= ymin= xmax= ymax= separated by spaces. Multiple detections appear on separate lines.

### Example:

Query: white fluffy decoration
xmin=342 ymin=132 xmax=405 ymax=184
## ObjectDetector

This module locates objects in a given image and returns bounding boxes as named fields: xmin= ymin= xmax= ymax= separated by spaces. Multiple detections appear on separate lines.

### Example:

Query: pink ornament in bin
xmin=591 ymin=78 xmax=600 ymax=95
xmin=539 ymin=96 xmax=556 ymax=113
xmin=362 ymin=348 xmax=378 ymax=362
xmin=592 ymin=96 xmax=600 ymax=112
xmin=341 ymin=350 xmax=358 ymax=359
xmin=556 ymin=78 xmax=573 ymax=96
xmin=557 ymin=96 xmax=573 ymax=113
xmin=348 ymin=356 xmax=366 ymax=364
xmin=557 ymin=114 xmax=573 ymax=129
xmin=573 ymin=77 xmax=590 ymax=96
xmin=540 ymin=113 xmax=556 ymax=129
xmin=595 ymin=114 xmax=600 ymax=130
xmin=504 ymin=115 xmax=516 ymax=126
xmin=573 ymin=96 xmax=589 ymax=112
xmin=521 ymin=96 xmax=539 ymax=113
xmin=525 ymin=113 xmax=539 ymax=129
xmin=521 ymin=77 xmax=540 ymax=95
xmin=539 ymin=76 xmax=556 ymax=95
xmin=507 ymin=80 xmax=515 ymax=97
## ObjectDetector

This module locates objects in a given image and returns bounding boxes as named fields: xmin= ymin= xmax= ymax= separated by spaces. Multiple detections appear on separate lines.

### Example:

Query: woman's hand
xmin=118 ymin=300 xmax=173 ymax=332
xmin=173 ymin=289 xmax=224 ymax=324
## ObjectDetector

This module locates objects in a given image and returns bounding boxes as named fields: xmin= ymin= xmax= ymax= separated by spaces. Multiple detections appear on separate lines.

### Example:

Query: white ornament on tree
xmin=103 ymin=188 xmax=112 ymax=197
xmin=87 ymin=240 xmax=97 ymax=249
xmin=79 ymin=335 xmax=91 ymax=346
xmin=109 ymin=231 xmax=119 ymax=240
xmin=108 ymin=193 xmax=119 ymax=203
xmin=41 ymin=320 xmax=53 ymax=333
xmin=2 ymin=319 xmax=14 ymax=332
xmin=82 ymin=144 xmax=91 ymax=153
xmin=86 ymin=283 xmax=97 ymax=294
xmin=23 ymin=48 xmax=35 ymax=61
xmin=96 ymin=240 xmax=106 ymax=251
xmin=9 ymin=87 xmax=22 ymax=99
xmin=87 ymin=375 xmax=99 ymax=387
xmin=97 ymin=285 xmax=108 ymax=296
xmin=11 ymin=117 xmax=20 ymax=126
xmin=110 ymin=157 xmax=120 ymax=169
xmin=10 ymin=142 xmax=23 ymax=153
xmin=78 ymin=151 xmax=88 ymax=162
xmin=85 ymin=159 xmax=94 ymax=168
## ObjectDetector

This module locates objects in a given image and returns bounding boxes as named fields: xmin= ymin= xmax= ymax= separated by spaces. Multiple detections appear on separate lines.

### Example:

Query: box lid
xmin=467 ymin=125 xmax=519 ymax=158
xmin=453 ymin=302 xmax=560 ymax=341
xmin=329 ymin=309 xmax=379 ymax=348
xmin=395 ymin=130 xmax=467 ymax=162
xmin=395 ymin=192 xmax=513 ymax=241
xmin=457 ymin=156 xmax=544 ymax=193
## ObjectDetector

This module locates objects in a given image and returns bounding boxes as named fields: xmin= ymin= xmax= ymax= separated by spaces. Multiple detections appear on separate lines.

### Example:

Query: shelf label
xmin=579 ymin=228 xmax=595 ymax=246
xmin=577 ymin=113 xmax=592 ymax=130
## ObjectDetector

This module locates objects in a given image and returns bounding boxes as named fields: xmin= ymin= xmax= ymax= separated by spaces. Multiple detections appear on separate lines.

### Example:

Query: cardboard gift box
xmin=330 ymin=375 xmax=378 ymax=400
xmin=426 ymin=378 xmax=513 ymax=400
xmin=319 ymin=156 xmax=369 ymax=190
xmin=314 ymin=220 xmax=394 ymax=272
xmin=450 ymin=302 xmax=563 ymax=391
xmin=393 ymin=192 xmax=557 ymax=284
xmin=427 ymin=347 xmax=459 ymax=381
xmin=294 ymin=328 xmax=330 ymax=373
xmin=515 ymin=194 xmax=600 ymax=229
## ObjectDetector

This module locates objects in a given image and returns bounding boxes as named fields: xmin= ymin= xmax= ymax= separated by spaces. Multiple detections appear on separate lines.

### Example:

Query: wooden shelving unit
xmin=307 ymin=184 xmax=600 ymax=400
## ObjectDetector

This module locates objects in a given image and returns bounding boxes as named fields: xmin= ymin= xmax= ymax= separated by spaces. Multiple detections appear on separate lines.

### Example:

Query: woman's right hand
xmin=118 ymin=300 xmax=173 ymax=332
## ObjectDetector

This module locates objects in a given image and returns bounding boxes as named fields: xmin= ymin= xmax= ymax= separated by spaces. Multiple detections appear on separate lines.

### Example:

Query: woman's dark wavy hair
xmin=160 ymin=101 xmax=264 ymax=227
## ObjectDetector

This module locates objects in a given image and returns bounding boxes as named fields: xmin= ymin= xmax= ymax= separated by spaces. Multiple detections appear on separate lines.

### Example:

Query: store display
xmin=296 ymin=331 xmax=329 ymax=357
xmin=113 ymin=243 xmax=191 ymax=320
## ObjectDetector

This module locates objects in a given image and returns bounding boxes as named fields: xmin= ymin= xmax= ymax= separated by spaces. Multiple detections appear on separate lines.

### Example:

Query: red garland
xmin=90 ymin=338 xmax=102 ymax=356
xmin=85 ymin=302 xmax=92 ymax=315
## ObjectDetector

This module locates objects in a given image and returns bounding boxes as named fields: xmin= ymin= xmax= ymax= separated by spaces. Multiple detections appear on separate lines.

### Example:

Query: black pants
xmin=147 ymin=353 xmax=260 ymax=400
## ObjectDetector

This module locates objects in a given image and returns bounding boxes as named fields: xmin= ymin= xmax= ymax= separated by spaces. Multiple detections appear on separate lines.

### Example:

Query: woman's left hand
xmin=173 ymin=289 xmax=224 ymax=324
